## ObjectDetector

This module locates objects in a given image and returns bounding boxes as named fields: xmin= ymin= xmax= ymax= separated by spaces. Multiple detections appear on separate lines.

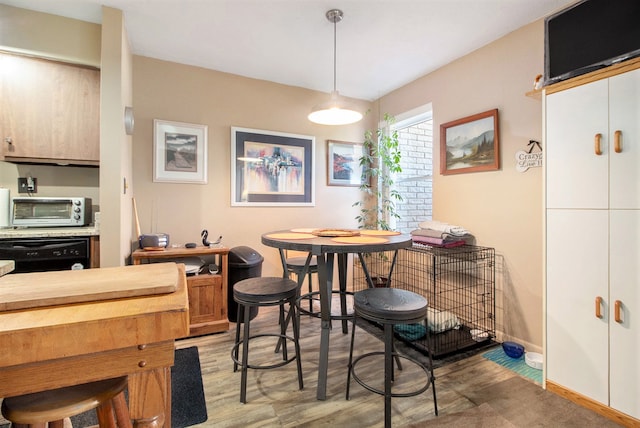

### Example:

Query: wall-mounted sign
xmin=516 ymin=140 xmax=543 ymax=172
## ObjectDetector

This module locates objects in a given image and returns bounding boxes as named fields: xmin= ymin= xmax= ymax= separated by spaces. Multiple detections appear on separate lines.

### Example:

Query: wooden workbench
xmin=0 ymin=262 xmax=189 ymax=428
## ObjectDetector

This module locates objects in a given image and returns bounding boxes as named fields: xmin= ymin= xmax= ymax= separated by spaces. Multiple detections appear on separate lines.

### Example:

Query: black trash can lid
xmin=229 ymin=246 xmax=264 ymax=267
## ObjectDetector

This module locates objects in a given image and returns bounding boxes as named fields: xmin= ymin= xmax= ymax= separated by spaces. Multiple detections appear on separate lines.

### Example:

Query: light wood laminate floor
xmin=177 ymin=306 xmax=620 ymax=427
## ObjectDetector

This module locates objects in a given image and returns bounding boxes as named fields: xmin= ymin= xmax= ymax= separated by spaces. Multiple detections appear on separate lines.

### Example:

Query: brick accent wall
xmin=394 ymin=119 xmax=433 ymax=233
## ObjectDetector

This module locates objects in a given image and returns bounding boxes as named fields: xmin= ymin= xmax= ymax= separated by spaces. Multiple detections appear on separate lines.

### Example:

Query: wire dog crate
xmin=353 ymin=244 xmax=496 ymax=358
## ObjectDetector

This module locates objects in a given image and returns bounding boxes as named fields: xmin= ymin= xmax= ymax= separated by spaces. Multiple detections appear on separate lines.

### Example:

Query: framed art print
xmin=153 ymin=119 xmax=208 ymax=184
xmin=440 ymin=109 xmax=499 ymax=175
xmin=326 ymin=140 xmax=364 ymax=187
xmin=231 ymin=127 xmax=315 ymax=206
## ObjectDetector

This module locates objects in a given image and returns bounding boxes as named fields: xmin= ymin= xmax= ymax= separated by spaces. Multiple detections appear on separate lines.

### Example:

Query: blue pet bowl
xmin=502 ymin=341 xmax=525 ymax=359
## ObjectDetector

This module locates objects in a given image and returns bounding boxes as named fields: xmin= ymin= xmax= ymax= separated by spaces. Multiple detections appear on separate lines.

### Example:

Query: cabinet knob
xmin=4 ymin=137 xmax=12 ymax=145
xmin=138 ymin=360 xmax=147 ymax=368
xmin=614 ymin=130 xmax=622 ymax=153
xmin=594 ymin=133 xmax=603 ymax=156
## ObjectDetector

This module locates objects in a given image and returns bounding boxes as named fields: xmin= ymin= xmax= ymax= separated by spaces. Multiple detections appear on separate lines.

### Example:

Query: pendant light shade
xmin=308 ymin=90 xmax=363 ymax=125
xmin=308 ymin=9 xmax=362 ymax=126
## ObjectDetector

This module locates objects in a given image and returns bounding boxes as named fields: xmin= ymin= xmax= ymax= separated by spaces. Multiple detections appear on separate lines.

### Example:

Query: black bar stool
xmin=346 ymin=288 xmax=438 ymax=428
xmin=285 ymin=253 xmax=318 ymax=313
xmin=231 ymin=277 xmax=303 ymax=403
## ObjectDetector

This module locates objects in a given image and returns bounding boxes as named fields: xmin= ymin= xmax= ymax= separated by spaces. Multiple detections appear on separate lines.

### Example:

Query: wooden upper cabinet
xmin=0 ymin=53 xmax=100 ymax=166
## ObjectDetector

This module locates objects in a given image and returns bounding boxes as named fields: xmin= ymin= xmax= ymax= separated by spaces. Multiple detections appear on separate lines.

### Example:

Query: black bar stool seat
xmin=346 ymin=287 xmax=438 ymax=428
xmin=231 ymin=277 xmax=303 ymax=403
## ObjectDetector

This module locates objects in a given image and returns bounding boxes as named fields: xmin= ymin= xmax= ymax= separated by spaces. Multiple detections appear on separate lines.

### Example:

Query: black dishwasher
xmin=0 ymin=237 xmax=91 ymax=273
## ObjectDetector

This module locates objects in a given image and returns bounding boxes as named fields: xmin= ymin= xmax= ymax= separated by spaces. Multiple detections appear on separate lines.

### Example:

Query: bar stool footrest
xmin=350 ymin=351 xmax=431 ymax=398
xmin=231 ymin=333 xmax=299 ymax=370
xmin=297 ymin=290 xmax=354 ymax=320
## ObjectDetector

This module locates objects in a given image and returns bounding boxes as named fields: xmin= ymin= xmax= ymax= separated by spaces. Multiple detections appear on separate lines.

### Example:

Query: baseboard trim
xmin=546 ymin=380 xmax=640 ymax=427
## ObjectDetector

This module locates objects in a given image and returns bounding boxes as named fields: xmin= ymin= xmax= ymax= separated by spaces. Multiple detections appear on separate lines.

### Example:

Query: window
xmin=390 ymin=104 xmax=433 ymax=233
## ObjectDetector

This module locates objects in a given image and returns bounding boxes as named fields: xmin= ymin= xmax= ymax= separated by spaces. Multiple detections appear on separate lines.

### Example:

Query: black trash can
xmin=228 ymin=246 xmax=264 ymax=322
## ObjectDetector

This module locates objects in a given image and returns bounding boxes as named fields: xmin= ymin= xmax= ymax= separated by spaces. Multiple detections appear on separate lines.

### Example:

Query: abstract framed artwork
xmin=153 ymin=119 xmax=208 ymax=183
xmin=231 ymin=127 xmax=315 ymax=206
xmin=440 ymin=108 xmax=499 ymax=175
xmin=326 ymin=140 xmax=364 ymax=187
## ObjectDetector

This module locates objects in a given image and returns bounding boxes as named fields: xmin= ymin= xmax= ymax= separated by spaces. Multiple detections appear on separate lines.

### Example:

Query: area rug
xmin=0 ymin=346 xmax=207 ymax=428
xmin=482 ymin=346 xmax=542 ymax=384
xmin=170 ymin=346 xmax=208 ymax=428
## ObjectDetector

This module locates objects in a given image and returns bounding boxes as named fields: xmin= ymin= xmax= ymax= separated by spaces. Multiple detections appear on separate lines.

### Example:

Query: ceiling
xmin=2 ymin=0 xmax=575 ymax=101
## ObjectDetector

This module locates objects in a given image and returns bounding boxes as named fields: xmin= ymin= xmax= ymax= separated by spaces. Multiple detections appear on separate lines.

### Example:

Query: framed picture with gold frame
xmin=440 ymin=109 xmax=499 ymax=175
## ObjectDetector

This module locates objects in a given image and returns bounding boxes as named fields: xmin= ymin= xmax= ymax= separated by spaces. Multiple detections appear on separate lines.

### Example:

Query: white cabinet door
xmin=545 ymin=80 xmax=608 ymax=210
xmin=609 ymin=68 xmax=640 ymax=210
xmin=546 ymin=209 xmax=609 ymax=404
xmin=546 ymin=68 xmax=640 ymax=420
xmin=609 ymin=209 xmax=640 ymax=418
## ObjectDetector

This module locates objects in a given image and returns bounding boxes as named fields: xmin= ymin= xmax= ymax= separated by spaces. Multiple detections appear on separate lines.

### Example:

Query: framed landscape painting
xmin=440 ymin=109 xmax=499 ymax=175
xmin=326 ymin=140 xmax=364 ymax=187
xmin=153 ymin=119 xmax=208 ymax=183
xmin=231 ymin=127 xmax=315 ymax=206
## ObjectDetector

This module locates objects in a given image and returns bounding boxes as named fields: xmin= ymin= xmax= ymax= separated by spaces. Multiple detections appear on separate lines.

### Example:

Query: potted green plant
xmin=353 ymin=113 xmax=403 ymax=231
xmin=353 ymin=113 xmax=403 ymax=288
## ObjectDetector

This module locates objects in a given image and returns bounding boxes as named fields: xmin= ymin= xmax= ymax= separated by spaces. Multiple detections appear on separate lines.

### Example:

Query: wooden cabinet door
xmin=187 ymin=274 xmax=226 ymax=336
xmin=546 ymin=209 xmax=609 ymax=405
xmin=609 ymin=209 xmax=640 ymax=418
xmin=545 ymin=80 xmax=608 ymax=210
xmin=609 ymin=68 xmax=640 ymax=210
xmin=0 ymin=53 xmax=99 ymax=164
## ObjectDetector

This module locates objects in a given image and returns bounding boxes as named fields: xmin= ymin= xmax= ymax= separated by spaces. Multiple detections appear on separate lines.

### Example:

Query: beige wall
xmin=132 ymin=57 xmax=372 ymax=275
xmin=99 ymin=6 xmax=135 ymax=267
xmin=0 ymin=4 xmax=101 ymax=66
xmin=380 ymin=21 xmax=544 ymax=350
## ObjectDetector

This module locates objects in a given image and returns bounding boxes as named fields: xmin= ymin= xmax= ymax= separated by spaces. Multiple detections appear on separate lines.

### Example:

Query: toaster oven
xmin=11 ymin=197 xmax=92 ymax=227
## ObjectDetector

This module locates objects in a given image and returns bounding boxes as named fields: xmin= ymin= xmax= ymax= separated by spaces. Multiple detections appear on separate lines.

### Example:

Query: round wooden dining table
xmin=261 ymin=229 xmax=412 ymax=400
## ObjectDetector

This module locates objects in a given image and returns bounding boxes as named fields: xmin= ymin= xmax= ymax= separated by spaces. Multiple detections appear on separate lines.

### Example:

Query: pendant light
xmin=308 ymin=9 xmax=363 ymax=126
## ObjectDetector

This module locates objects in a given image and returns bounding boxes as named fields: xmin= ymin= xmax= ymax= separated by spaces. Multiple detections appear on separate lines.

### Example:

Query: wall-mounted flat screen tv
xmin=544 ymin=0 xmax=640 ymax=86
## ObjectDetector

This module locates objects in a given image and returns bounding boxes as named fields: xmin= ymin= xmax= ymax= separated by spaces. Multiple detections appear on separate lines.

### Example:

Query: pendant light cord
xmin=308 ymin=9 xmax=362 ymax=125
xmin=333 ymin=17 xmax=337 ymax=93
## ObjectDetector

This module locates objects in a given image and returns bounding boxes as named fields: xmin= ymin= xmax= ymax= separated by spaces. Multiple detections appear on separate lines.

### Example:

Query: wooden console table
xmin=132 ymin=246 xmax=230 ymax=336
